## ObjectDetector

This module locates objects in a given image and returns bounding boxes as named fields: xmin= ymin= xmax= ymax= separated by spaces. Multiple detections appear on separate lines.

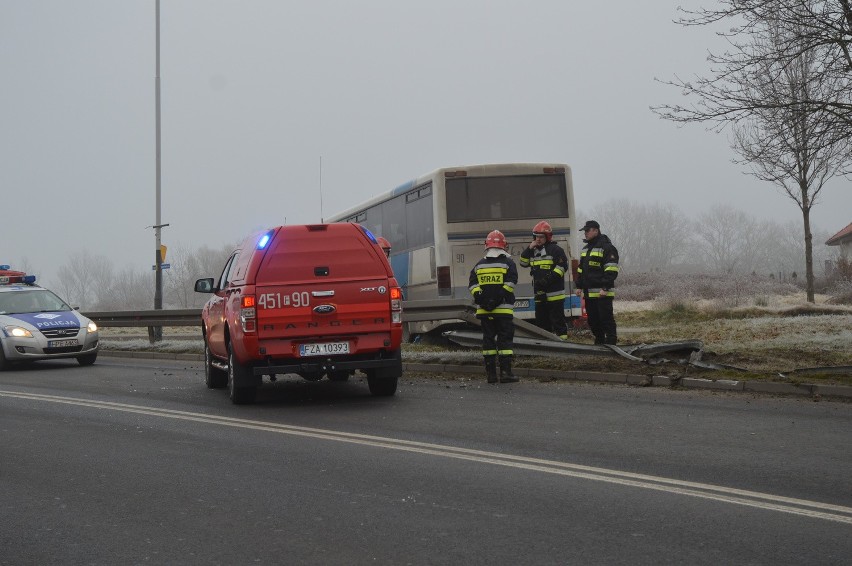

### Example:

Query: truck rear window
xmin=256 ymin=227 xmax=386 ymax=283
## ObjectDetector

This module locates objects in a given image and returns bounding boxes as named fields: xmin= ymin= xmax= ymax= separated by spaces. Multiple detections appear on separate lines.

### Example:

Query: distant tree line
xmin=582 ymin=199 xmax=838 ymax=280
xmin=34 ymin=203 xmax=846 ymax=311
xmin=47 ymin=243 xmax=234 ymax=311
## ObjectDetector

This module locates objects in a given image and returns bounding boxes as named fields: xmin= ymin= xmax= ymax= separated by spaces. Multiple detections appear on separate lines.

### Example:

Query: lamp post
xmin=148 ymin=0 xmax=167 ymax=343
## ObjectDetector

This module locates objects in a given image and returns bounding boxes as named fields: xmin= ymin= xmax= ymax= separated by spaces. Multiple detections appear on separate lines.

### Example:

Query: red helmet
xmin=532 ymin=220 xmax=553 ymax=242
xmin=376 ymin=236 xmax=391 ymax=257
xmin=485 ymin=229 xmax=507 ymax=250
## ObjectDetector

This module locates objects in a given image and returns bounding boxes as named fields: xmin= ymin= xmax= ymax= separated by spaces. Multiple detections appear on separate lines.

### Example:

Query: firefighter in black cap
xmin=575 ymin=220 xmax=620 ymax=345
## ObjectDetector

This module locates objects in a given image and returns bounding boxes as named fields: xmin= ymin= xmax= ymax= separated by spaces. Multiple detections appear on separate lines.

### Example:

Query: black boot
xmin=499 ymin=356 xmax=519 ymax=383
xmin=604 ymin=335 xmax=618 ymax=345
xmin=484 ymin=356 xmax=498 ymax=384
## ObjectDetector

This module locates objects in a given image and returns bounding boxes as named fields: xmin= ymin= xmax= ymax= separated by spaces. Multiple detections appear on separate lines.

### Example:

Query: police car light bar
xmin=0 ymin=275 xmax=37 ymax=285
xmin=0 ymin=266 xmax=37 ymax=285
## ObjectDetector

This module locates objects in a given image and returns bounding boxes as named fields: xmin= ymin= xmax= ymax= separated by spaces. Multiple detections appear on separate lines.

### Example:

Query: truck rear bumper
xmin=252 ymin=351 xmax=399 ymax=376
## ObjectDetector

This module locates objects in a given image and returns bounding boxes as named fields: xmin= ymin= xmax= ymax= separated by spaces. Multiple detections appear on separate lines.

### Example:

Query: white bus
xmin=327 ymin=163 xmax=581 ymax=335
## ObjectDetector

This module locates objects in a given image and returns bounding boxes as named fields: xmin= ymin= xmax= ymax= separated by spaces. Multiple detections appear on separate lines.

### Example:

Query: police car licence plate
xmin=48 ymin=339 xmax=79 ymax=348
xmin=299 ymin=342 xmax=350 ymax=356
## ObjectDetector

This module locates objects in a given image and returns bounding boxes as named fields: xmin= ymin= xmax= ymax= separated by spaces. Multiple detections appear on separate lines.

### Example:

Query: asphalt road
xmin=1 ymin=358 xmax=851 ymax=565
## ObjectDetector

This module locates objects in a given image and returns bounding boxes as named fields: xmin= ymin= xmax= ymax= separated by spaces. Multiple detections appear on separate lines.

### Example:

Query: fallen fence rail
xmin=443 ymin=329 xmax=706 ymax=366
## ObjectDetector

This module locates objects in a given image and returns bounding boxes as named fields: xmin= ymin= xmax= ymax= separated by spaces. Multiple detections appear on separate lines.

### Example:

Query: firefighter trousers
xmin=585 ymin=297 xmax=617 ymax=344
xmin=534 ymin=297 xmax=568 ymax=338
xmin=480 ymin=315 xmax=514 ymax=357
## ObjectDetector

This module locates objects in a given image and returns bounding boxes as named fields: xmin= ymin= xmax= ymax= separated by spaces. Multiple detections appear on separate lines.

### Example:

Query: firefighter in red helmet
xmin=468 ymin=230 xmax=519 ymax=383
xmin=376 ymin=236 xmax=392 ymax=258
xmin=519 ymin=220 xmax=569 ymax=339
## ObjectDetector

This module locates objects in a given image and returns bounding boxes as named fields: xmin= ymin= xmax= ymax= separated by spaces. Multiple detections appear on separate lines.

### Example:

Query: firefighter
xmin=469 ymin=230 xmax=519 ymax=384
xmin=519 ymin=220 xmax=569 ymax=340
xmin=376 ymin=236 xmax=392 ymax=258
xmin=575 ymin=220 xmax=620 ymax=345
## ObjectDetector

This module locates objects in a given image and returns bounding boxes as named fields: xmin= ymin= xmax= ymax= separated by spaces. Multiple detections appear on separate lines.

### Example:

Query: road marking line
xmin=3 ymin=389 xmax=851 ymax=524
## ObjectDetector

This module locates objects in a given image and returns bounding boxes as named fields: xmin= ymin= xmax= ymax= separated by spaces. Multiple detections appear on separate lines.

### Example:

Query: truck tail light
xmin=437 ymin=266 xmax=451 ymax=296
xmin=241 ymin=295 xmax=256 ymax=333
xmin=390 ymin=287 xmax=402 ymax=324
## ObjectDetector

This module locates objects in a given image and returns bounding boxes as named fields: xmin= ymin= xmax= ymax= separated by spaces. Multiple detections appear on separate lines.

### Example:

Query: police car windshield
xmin=0 ymin=290 xmax=72 ymax=315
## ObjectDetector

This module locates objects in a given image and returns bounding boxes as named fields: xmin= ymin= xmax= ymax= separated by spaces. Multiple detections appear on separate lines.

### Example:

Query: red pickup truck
xmin=195 ymin=223 xmax=404 ymax=404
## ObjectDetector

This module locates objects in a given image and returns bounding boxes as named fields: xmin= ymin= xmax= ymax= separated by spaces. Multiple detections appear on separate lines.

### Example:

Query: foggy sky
xmin=2 ymin=1 xmax=850 ymax=284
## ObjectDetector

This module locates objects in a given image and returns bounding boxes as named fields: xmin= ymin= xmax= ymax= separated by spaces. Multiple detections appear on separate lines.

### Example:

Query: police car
xmin=0 ymin=265 xmax=99 ymax=370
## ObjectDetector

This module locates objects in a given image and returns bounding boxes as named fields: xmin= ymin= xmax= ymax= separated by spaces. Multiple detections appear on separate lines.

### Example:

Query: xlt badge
xmin=360 ymin=286 xmax=387 ymax=294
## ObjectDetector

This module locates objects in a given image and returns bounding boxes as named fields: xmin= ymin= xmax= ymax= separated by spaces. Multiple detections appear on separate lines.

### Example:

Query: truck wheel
xmin=228 ymin=343 xmax=256 ymax=405
xmin=76 ymin=352 xmax=98 ymax=366
xmin=367 ymin=376 xmax=398 ymax=396
xmin=205 ymin=343 xmax=227 ymax=389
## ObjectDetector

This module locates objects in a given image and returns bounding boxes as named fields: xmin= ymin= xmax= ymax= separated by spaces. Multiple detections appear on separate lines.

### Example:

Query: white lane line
xmin=3 ymin=390 xmax=852 ymax=524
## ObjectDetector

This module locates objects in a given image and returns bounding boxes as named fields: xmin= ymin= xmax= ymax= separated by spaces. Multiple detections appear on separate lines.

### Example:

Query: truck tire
xmin=228 ymin=343 xmax=257 ymax=405
xmin=367 ymin=375 xmax=398 ymax=396
xmin=76 ymin=352 xmax=97 ymax=366
xmin=205 ymin=342 xmax=227 ymax=389
xmin=366 ymin=349 xmax=401 ymax=396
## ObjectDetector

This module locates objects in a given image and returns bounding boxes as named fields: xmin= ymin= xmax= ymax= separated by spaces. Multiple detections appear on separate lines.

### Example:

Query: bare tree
xmin=165 ymin=243 xmax=234 ymax=308
xmin=693 ymin=205 xmax=760 ymax=273
xmin=655 ymin=0 xmax=852 ymax=139
xmin=655 ymin=1 xmax=852 ymax=301
xmin=588 ymin=199 xmax=692 ymax=272
xmin=52 ymin=251 xmax=113 ymax=309
xmin=734 ymin=18 xmax=850 ymax=300
xmin=164 ymin=244 xmax=198 ymax=308
xmin=105 ymin=267 xmax=151 ymax=310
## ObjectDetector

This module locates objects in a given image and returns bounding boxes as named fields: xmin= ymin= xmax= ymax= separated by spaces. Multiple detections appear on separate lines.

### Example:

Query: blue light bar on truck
xmin=257 ymin=230 xmax=273 ymax=250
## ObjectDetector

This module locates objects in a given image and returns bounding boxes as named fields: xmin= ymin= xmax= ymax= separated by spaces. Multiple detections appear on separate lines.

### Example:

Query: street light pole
xmin=150 ymin=0 xmax=166 ymax=343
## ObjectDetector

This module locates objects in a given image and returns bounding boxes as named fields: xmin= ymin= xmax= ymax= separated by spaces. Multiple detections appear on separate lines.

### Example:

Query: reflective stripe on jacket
xmin=519 ymin=241 xmax=568 ymax=301
xmin=469 ymin=254 xmax=518 ymax=318
xmin=576 ymin=234 xmax=619 ymax=297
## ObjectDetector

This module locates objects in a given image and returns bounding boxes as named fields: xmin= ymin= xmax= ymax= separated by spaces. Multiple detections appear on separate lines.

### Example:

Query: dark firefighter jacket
xmin=468 ymin=252 xmax=518 ymax=318
xmin=519 ymin=241 xmax=568 ymax=303
xmin=576 ymin=233 xmax=620 ymax=298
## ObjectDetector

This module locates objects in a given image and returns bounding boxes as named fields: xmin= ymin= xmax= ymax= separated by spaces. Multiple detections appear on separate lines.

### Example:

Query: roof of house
xmin=826 ymin=222 xmax=852 ymax=246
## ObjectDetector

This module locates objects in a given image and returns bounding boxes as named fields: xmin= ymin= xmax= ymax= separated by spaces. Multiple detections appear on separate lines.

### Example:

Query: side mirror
xmin=194 ymin=278 xmax=216 ymax=293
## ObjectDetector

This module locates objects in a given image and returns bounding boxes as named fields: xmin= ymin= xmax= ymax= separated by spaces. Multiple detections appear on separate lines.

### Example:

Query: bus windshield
xmin=445 ymin=174 xmax=569 ymax=222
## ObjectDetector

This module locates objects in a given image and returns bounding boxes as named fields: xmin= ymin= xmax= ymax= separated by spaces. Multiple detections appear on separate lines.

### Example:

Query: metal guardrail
xmin=84 ymin=309 xmax=203 ymax=327
xmin=84 ymin=300 xmax=478 ymax=328
xmin=84 ymin=300 xmax=566 ymax=341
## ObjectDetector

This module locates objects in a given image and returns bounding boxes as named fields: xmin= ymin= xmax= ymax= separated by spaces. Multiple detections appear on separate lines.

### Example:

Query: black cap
xmin=580 ymin=220 xmax=600 ymax=232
